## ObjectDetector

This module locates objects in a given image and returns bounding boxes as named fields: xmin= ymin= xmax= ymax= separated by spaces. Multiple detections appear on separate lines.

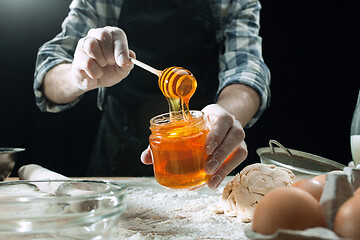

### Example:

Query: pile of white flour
xmin=113 ymin=177 xmax=249 ymax=240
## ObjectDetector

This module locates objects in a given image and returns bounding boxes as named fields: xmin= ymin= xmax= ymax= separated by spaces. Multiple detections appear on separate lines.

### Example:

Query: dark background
xmin=0 ymin=0 xmax=359 ymax=177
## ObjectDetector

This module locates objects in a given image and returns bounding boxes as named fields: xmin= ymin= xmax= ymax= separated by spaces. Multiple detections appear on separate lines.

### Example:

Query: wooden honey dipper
xmin=130 ymin=57 xmax=197 ymax=121
xmin=130 ymin=58 xmax=197 ymax=99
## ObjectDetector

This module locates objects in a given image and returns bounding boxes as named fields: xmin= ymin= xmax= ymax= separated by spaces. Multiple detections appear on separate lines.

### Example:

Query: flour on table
xmin=112 ymin=177 xmax=249 ymax=240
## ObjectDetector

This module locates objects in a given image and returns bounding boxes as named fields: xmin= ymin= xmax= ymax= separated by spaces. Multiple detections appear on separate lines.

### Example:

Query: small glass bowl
xmin=0 ymin=179 xmax=127 ymax=240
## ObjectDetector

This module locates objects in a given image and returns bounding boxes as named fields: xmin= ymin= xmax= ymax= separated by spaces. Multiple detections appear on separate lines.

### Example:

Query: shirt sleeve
xmin=215 ymin=0 xmax=271 ymax=128
xmin=33 ymin=0 xmax=121 ymax=112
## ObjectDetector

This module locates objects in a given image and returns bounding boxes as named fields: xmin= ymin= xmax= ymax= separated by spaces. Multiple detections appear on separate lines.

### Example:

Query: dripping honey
xmin=149 ymin=111 xmax=209 ymax=189
xmin=158 ymin=67 xmax=197 ymax=121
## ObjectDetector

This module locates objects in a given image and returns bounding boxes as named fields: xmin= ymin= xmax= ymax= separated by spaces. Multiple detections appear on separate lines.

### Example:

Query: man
xmin=34 ymin=0 xmax=270 ymax=189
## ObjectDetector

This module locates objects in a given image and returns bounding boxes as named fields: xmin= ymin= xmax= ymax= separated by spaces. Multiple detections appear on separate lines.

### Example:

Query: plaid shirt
xmin=34 ymin=0 xmax=270 ymax=127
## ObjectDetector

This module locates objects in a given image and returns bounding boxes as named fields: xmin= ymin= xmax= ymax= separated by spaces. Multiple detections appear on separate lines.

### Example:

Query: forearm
xmin=216 ymin=84 xmax=260 ymax=127
xmin=43 ymin=64 xmax=86 ymax=104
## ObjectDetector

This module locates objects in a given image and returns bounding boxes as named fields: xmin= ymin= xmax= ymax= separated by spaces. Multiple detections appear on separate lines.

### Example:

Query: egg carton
xmin=245 ymin=226 xmax=347 ymax=240
xmin=245 ymin=167 xmax=360 ymax=240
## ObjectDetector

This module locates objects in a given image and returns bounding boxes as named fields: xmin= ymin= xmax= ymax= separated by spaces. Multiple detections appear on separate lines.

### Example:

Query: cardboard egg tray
xmin=245 ymin=167 xmax=360 ymax=240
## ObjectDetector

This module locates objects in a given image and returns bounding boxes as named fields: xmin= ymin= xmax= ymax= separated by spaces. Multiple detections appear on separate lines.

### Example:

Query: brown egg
xmin=333 ymin=195 xmax=360 ymax=240
xmin=252 ymin=187 xmax=327 ymax=235
xmin=354 ymin=187 xmax=360 ymax=196
xmin=313 ymin=174 xmax=326 ymax=185
xmin=312 ymin=170 xmax=343 ymax=185
xmin=292 ymin=179 xmax=324 ymax=201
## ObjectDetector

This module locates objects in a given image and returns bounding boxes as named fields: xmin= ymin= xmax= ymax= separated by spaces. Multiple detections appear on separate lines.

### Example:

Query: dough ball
xmin=220 ymin=163 xmax=295 ymax=222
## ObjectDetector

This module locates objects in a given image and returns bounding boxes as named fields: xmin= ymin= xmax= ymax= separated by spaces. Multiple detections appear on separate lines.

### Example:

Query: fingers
xmin=77 ymin=27 xmax=133 ymax=76
xmin=203 ymin=104 xmax=245 ymax=172
xmin=201 ymin=104 xmax=247 ymax=189
xmin=207 ymin=141 xmax=248 ymax=189
xmin=205 ymin=115 xmax=244 ymax=156
xmin=129 ymin=50 xmax=136 ymax=59
xmin=204 ymin=119 xmax=245 ymax=174
xmin=112 ymin=28 xmax=132 ymax=67
xmin=140 ymin=145 xmax=153 ymax=165
xmin=86 ymin=28 xmax=114 ymax=65
xmin=74 ymin=41 xmax=103 ymax=80
xmin=81 ymin=35 xmax=108 ymax=67
xmin=88 ymin=27 xmax=132 ymax=67
xmin=114 ymin=49 xmax=135 ymax=77
xmin=203 ymin=104 xmax=245 ymax=154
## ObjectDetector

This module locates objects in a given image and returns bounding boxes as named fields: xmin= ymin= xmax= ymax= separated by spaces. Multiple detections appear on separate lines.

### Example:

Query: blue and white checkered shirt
xmin=34 ymin=0 xmax=271 ymax=127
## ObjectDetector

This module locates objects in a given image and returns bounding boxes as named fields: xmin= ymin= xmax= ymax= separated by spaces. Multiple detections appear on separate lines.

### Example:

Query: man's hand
xmin=43 ymin=27 xmax=136 ymax=104
xmin=140 ymin=104 xmax=248 ymax=189
xmin=202 ymin=104 xmax=248 ymax=189
xmin=71 ymin=26 xmax=135 ymax=91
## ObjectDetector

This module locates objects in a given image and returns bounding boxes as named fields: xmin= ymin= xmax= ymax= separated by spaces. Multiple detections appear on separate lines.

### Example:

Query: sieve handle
xmin=269 ymin=139 xmax=293 ymax=156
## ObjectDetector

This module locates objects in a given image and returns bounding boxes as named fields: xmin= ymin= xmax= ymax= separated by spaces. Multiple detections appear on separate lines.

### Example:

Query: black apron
xmin=87 ymin=0 xmax=219 ymax=177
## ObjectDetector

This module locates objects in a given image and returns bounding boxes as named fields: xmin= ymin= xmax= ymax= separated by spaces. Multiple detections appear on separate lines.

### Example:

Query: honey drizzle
xmin=129 ymin=58 xmax=197 ymax=122
xmin=158 ymin=67 xmax=197 ymax=121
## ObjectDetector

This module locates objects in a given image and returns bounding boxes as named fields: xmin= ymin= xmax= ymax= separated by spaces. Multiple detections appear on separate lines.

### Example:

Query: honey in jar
xmin=130 ymin=58 xmax=208 ymax=188
xmin=149 ymin=110 xmax=209 ymax=189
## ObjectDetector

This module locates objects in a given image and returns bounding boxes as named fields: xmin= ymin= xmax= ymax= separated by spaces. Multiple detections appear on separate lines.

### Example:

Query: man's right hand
xmin=71 ymin=26 xmax=135 ymax=91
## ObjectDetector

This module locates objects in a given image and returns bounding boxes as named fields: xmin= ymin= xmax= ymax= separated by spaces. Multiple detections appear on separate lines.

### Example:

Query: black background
xmin=0 ymin=0 xmax=359 ymax=177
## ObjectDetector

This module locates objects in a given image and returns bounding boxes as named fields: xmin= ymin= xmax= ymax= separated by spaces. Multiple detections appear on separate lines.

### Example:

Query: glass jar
xmin=149 ymin=110 xmax=209 ymax=189
xmin=351 ymin=90 xmax=360 ymax=167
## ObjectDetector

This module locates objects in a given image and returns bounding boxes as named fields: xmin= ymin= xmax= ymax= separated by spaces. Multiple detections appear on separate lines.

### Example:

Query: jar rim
xmin=150 ymin=110 xmax=203 ymax=126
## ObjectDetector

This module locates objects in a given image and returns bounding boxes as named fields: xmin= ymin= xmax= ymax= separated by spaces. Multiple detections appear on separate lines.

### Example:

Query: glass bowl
xmin=0 ymin=180 xmax=127 ymax=240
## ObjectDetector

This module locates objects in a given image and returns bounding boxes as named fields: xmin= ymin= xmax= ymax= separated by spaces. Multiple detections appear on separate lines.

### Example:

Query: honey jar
xmin=149 ymin=110 xmax=209 ymax=189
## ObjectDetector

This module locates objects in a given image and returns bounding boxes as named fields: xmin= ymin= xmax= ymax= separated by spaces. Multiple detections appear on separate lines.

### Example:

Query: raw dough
xmin=220 ymin=163 xmax=295 ymax=222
